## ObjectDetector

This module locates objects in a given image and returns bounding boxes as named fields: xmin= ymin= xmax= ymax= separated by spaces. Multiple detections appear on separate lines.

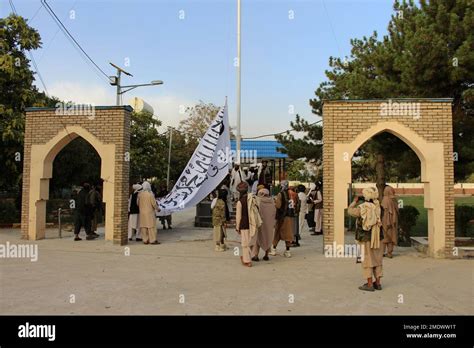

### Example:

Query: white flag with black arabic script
xmin=157 ymin=100 xmax=231 ymax=215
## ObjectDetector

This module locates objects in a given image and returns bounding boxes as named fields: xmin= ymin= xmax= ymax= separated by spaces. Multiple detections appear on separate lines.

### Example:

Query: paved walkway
xmin=1 ymin=209 xmax=472 ymax=315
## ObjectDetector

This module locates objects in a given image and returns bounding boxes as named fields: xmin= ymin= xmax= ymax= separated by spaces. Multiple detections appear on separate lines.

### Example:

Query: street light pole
xmin=166 ymin=126 xmax=173 ymax=191
xmin=236 ymin=0 xmax=241 ymax=162
xmin=109 ymin=62 xmax=163 ymax=106
xmin=116 ymin=70 xmax=121 ymax=106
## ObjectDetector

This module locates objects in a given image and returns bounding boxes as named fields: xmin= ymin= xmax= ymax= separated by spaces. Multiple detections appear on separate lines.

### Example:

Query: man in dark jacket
xmin=74 ymin=182 xmax=97 ymax=241
xmin=258 ymin=160 xmax=273 ymax=188
xmin=157 ymin=185 xmax=172 ymax=230
xmin=88 ymin=183 xmax=102 ymax=236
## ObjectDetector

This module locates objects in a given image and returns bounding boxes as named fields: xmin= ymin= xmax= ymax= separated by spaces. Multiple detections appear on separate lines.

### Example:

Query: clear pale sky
xmin=2 ymin=0 xmax=395 ymax=137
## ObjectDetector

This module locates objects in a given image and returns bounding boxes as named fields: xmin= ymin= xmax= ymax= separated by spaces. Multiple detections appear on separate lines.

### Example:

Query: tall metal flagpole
xmin=166 ymin=126 xmax=173 ymax=190
xmin=236 ymin=0 xmax=241 ymax=163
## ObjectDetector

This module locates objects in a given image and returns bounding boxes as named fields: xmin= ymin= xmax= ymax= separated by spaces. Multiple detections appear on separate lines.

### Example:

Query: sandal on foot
xmin=251 ymin=256 xmax=259 ymax=262
xmin=358 ymin=283 xmax=375 ymax=292
xmin=373 ymin=283 xmax=382 ymax=290
xmin=263 ymin=255 xmax=269 ymax=261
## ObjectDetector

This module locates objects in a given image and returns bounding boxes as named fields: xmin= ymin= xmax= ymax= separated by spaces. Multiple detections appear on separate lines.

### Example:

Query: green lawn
xmin=397 ymin=196 xmax=474 ymax=236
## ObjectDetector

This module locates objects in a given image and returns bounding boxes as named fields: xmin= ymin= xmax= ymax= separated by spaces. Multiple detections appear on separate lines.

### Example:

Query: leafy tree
xmin=179 ymin=100 xmax=234 ymax=140
xmin=352 ymin=133 xmax=421 ymax=183
xmin=309 ymin=0 xmax=474 ymax=187
xmin=179 ymin=101 xmax=221 ymax=140
xmin=0 ymin=14 xmax=197 ymax=200
xmin=280 ymin=1 xmax=473 ymax=194
xmin=287 ymin=159 xmax=316 ymax=182
xmin=275 ymin=115 xmax=322 ymax=162
xmin=0 ymin=14 xmax=57 ymax=192
xmin=130 ymin=110 xmax=168 ymax=181
xmin=167 ymin=129 xmax=198 ymax=183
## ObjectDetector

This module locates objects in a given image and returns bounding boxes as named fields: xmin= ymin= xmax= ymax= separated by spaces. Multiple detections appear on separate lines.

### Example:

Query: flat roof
xmin=25 ymin=105 xmax=134 ymax=112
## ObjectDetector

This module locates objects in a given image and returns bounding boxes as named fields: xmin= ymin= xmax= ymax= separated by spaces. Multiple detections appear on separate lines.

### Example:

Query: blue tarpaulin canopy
xmin=230 ymin=140 xmax=288 ymax=159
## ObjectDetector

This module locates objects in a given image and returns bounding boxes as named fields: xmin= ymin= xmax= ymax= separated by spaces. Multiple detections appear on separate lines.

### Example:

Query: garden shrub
xmin=398 ymin=205 xmax=420 ymax=246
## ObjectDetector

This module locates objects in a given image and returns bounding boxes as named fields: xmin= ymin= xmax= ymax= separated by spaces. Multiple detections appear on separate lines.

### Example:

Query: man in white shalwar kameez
xmin=230 ymin=162 xmax=244 ymax=201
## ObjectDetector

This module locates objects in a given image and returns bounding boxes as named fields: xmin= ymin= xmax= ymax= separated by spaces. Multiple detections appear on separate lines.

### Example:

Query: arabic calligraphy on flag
xmin=157 ymin=101 xmax=231 ymax=215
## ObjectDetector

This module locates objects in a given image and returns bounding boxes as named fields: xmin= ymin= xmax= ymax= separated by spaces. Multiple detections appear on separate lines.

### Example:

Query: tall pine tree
xmin=280 ymin=0 xmax=474 ymax=192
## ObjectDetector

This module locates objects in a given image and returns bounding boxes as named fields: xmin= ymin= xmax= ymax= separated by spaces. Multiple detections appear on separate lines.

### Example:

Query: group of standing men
xmin=128 ymin=182 xmax=173 ymax=245
xmin=212 ymin=159 xmax=326 ymax=267
xmin=236 ymin=180 xmax=324 ymax=266
xmin=73 ymin=180 xmax=172 ymax=244
xmin=74 ymin=169 xmax=400 ymax=292
xmin=229 ymin=160 xmax=272 ymax=201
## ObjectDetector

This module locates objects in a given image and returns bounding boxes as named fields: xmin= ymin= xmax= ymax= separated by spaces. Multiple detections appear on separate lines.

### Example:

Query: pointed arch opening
xmin=25 ymin=126 xmax=117 ymax=242
xmin=330 ymin=120 xmax=448 ymax=258
xmin=347 ymin=131 xmax=427 ymax=249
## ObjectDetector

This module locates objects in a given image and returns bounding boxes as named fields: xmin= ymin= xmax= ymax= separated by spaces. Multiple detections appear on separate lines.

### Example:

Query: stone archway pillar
xmin=21 ymin=106 xmax=131 ymax=245
xmin=322 ymin=99 xmax=454 ymax=258
xmin=423 ymin=144 xmax=449 ymax=257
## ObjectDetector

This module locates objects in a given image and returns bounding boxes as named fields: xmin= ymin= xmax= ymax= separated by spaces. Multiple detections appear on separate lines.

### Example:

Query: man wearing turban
xmin=348 ymin=186 xmax=384 ymax=291
xmin=381 ymin=185 xmax=399 ymax=258
xmin=251 ymin=188 xmax=276 ymax=261
xmin=235 ymin=181 xmax=262 ymax=267
xmin=128 ymin=183 xmax=142 ymax=241
xmin=138 ymin=181 xmax=160 ymax=245
xmin=269 ymin=180 xmax=295 ymax=258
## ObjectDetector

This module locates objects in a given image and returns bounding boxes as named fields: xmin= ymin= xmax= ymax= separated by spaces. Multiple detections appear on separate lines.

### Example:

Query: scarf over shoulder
xmin=359 ymin=201 xmax=382 ymax=248
xmin=359 ymin=187 xmax=382 ymax=248
xmin=247 ymin=193 xmax=263 ymax=237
